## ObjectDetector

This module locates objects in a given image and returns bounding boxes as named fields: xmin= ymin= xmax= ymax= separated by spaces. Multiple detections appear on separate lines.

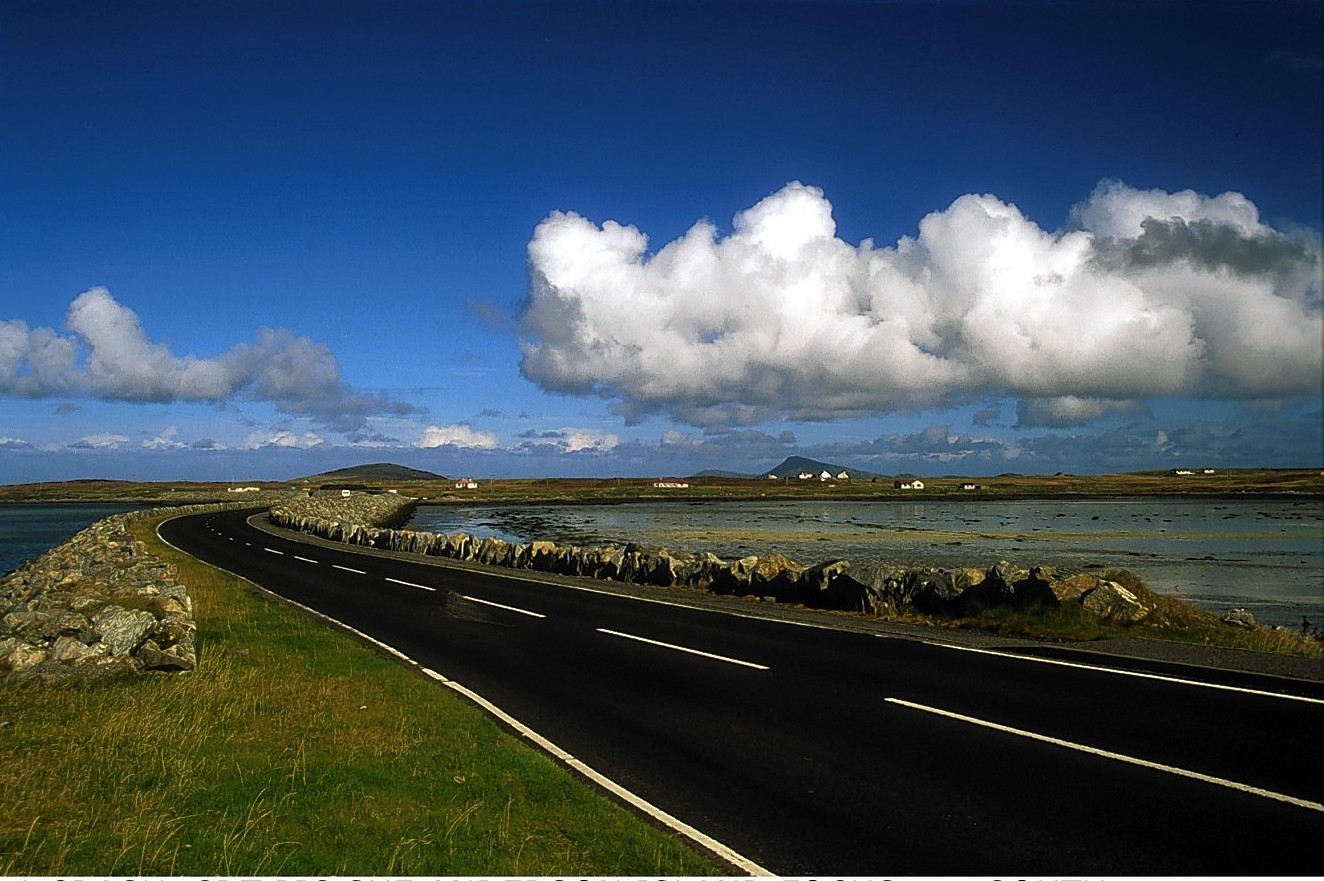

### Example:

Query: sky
xmin=2 ymin=0 xmax=1321 ymax=483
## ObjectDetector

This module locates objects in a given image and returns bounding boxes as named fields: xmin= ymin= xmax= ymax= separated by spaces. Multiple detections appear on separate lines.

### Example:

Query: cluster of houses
xmin=1172 ymin=468 xmax=1217 ymax=476
xmin=761 ymin=471 xmax=982 ymax=491
xmin=777 ymin=470 xmax=855 ymax=481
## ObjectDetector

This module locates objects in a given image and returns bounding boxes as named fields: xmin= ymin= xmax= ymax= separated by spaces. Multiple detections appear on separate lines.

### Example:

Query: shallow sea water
xmin=0 ymin=503 xmax=141 ymax=576
xmin=409 ymin=498 xmax=1324 ymax=629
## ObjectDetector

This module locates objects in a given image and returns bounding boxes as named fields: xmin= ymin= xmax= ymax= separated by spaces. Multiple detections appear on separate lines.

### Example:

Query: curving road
xmin=161 ymin=508 xmax=1324 ymax=875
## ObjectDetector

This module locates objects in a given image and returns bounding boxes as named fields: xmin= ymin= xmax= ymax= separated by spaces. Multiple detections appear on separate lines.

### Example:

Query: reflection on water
xmin=408 ymin=498 xmax=1323 ymax=629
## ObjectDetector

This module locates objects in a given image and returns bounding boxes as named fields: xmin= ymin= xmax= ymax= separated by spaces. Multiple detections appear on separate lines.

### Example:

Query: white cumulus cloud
xmin=142 ymin=425 xmax=189 ymax=451
xmin=243 ymin=430 xmax=324 ymax=450
xmin=416 ymin=424 xmax=500 ymax=450
xmin=517 ymin=427 xmax=620 ymax=454
xmin=1 ymin=287 xmax=415 ymax=433
xmin=69 ymin=432 xmax=130 ymax=450
xmin=519 ymin=181 xmax=1322 ymax=428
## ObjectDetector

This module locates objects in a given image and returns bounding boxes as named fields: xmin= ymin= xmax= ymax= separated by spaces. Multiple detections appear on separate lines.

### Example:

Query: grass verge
xmin=0 ymin=510 xmax=720 ymax=876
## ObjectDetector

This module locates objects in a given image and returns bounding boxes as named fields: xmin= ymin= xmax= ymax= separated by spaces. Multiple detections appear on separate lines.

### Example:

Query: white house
xmin=819 ymin=470 xmax=833 ymax=481
xmin=798 ymin=472 xmax=814 ymax=480
xmin=894 ymin=478 xmax=925 ymax=490
xmin=455 ymin=478 xmax=478 ymax=489
xmin=836 ymin=471 xmax=850 ymax=480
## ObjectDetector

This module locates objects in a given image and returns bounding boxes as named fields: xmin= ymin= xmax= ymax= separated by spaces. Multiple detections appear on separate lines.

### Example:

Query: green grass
xmin=0 ymin=511 xmax=719 ymax=876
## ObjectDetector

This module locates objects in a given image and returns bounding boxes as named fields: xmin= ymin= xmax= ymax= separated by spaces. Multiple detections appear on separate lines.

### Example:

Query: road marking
xmin=930 ymin=641 xmax=1324 ymax=705
xmin=385 ymin=576 xmax=436 ymax=592
xmin=597 ymin=628 xmax=769 ymax=670
xmin=461 ymin=594 xmax=546 ymax=618
xmin=263 ymin=547 xmax=284 ymax=555
xmin=423 ymin=669 xmax=771 ymax=876
xmin=294 ymin=555 xmax=318 ymax=564
xmin=886 ymin=697 xmax=1324 ymax=813
xmin=332 ymin=564 xmax=366 ymax=574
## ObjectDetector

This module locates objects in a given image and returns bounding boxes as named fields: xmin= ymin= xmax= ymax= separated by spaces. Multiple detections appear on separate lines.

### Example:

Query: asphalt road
xmin=160 ymin=509 xmax=1324 ymax=875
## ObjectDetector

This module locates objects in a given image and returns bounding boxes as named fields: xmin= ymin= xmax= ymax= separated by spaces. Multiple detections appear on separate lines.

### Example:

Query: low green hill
xmin=301 ymin=462 xmax=447 ymax=482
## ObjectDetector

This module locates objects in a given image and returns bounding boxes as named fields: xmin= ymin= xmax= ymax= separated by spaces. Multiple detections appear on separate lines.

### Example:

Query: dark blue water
xmin=0 ymin=504 xmax=141 ymax=576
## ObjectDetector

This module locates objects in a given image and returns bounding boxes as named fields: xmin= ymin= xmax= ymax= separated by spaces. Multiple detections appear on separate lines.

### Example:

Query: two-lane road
xmin=161 ymin=509 xmax=1324 ymax=875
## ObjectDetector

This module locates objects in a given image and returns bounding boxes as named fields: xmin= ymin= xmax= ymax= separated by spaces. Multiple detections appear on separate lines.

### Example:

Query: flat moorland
xmin=2 ymin=467 xmax=1318 ymax=505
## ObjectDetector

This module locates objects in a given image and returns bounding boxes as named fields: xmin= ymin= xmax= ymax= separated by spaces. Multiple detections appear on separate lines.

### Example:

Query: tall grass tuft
xmin=0 ymin=511 xmax=718 ymax=875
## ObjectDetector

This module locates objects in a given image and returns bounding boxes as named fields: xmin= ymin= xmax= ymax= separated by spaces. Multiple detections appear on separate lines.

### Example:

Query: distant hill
xmin=695 ymin=456 xmax=882 ymax=481
xmin=300 ymin=462 xmax=447 ymax=483
xmin=764 ymin=455 xmax=880 ymax=480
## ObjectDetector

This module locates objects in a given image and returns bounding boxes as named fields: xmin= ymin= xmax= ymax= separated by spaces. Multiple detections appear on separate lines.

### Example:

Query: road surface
xmin=160 ymin=508 xmax=1324 ymax=875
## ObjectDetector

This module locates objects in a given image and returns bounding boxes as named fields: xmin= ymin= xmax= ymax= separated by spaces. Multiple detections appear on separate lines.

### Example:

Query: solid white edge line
xmin=929 ymin=640 xmax=1324 ymax=705
xmin=597 ymin=627 xmax=770 ymax=671
xmin=155 ymin=512 xmax=770 ymax=876
xmin=886 ymin=697 xmax=1324 ymax=813
xmin=385 ymin=576 xmax=436 ymax=592
xmin=460 ymin=594 xmax=547 ymax=618
xmin=332 ymin=564 xmax=366 ymax=574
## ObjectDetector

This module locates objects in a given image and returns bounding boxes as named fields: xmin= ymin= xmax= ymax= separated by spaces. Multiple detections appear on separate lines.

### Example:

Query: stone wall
xmin=0 ymin=502 xmax=259 ymax=683
xmin=269 ymin=494 xmax=1155 ymax=624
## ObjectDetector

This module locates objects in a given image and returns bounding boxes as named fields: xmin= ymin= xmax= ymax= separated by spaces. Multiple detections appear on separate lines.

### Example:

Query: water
xmin=408 ymin=498 xmax=1324 ymax=629
xmin=0 ymin=504 xmax=142 ymax=576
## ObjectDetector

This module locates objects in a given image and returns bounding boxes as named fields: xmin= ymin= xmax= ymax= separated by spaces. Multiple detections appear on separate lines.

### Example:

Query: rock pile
xmin=1 ymin=502 xmax=253 ymax=683
xmin=270 ymin=495 xmax=1154 ymax=623
xmin=269 ymin=490 xmax=416 ymax=538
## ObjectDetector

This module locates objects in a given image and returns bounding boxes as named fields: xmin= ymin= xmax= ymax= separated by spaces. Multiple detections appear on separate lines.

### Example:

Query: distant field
xmin=2 ymin=468 xmax=1319 ymax=505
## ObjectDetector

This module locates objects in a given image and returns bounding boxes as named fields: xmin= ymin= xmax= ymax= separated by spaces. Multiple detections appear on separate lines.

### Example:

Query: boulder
xmin=911 ymin=569 xmax=971 ymax=615
xmin=709 ymin=556 xmax=761 ymax=596
xmin=1052 ymin=573 xmax=1102 ymax=604
xmin=1221 ymin=608 xmax=1258 ymax=629
xmin=92 ymin=606 xmax=158 ymax=657
xmin=0 ymin=637 xmax=47 ymax=673
xmin=1081 ymin=580 xmax=1150 ymax=624
xmin=1012 ymin=566 xmax=1059 ymax=609
xmin=750 ymin=553 xmax=806 ymax=602
xmin=805 ymin=561 xmax=882 ymax=614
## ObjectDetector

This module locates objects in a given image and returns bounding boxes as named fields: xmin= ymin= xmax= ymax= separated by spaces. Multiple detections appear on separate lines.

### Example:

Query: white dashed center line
xmin=886 ymin=697 xmax=1324 ymax=813
xmin=461 ymin=595 xmax=546 ymax=618
xmin=332 ymin=564 xmax=366 ymax=575
xmin=294 ymin=556 xmax=318 ymax=564
xmin=263 ymin=547 xmax=284 ymax=555
xmin=597 ymin=628 xmax=769 ymax=670
xmin=385 ymin=576 xmax=436 ymax=592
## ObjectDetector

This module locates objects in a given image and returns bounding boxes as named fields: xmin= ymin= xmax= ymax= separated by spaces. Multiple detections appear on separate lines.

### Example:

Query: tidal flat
xmin=409 ymin=497 xmax=1324 ymax=629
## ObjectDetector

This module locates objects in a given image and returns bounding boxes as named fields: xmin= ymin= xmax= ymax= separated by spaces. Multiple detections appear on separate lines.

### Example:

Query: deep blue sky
xmin=2 ymin=0 xmax=1320 ymax=482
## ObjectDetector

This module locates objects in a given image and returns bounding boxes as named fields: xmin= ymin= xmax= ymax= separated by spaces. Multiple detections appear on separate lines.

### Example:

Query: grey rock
xmin=1221 ymin=608 xmax=1258 ymax=629
xmin=1081 ymin=580 xmax=1150 ymax=624
xmin=92 ymin=606 xmax=157 ymax=657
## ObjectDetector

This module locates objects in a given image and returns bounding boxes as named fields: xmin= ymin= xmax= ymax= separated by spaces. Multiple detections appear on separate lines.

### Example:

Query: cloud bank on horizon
xmin=0 ymin=287 xmax=414 ymax=433
xmin=519 ymin=180 xmax=1322 ymax=429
